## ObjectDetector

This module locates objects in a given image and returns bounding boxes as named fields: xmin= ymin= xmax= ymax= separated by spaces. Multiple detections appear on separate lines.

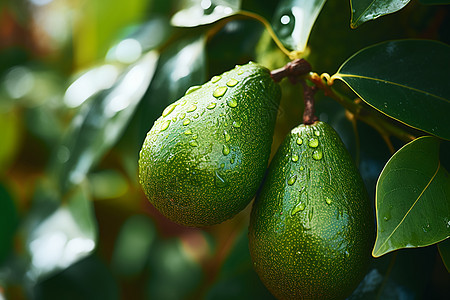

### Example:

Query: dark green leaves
xmin=373 ymin=136 xmax=450 ymax=257
xmin=334 ymin=40 xmax=450 ymax=140
xmin=350 ymin=0 xmax=411 ymax=28
xmin=272 ymin=0 xmax=327 ymax=52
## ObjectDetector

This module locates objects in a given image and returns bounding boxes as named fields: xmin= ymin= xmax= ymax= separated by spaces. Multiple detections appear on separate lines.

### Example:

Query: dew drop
xmin=345 ymin=250 xmax=350 ymax=258
xmin=162 ymin=104 xmax=176 ymax=117
xmin=192 ymin=133 xmax=198 ymax=140
xmin=183 ymin=119 xmax=191 ymax=126
xmin=308 ymin=138 xmax=319 ymax=148
xmin=211 ymin=75 xmax=221 ymax=83
xmin=314 ymin=130 xmax=320 ymax=137
xmin=230 ymin=158 xmax=235 ymax=164
xmin=220 ymin=163 xmax=225 ymax=169
xmin=185 ymin=85 xmax=202 ymax=95
xmin=222 ymin=145 xmax=230 ymax=156
xmin=300 ymin=166 xmax=304 ymax=171
xmin=232 ymin=121 xmax=241 ymax=128
xmin=184 ymin=129 xmax=193 ymax=135
xmin=187 ymin=104 xmax=197 ymax=112
xmin=160 ymin=120 xmax=170 ymax=131
xmin=296 ymin=137 xmax=303 ymax=145
xmin=214 ymin=171 xmax=228 ymax=187
xmin=223 ymin=130 xmax=231 ymax=142
xmin=227 ymin=98 xmax=238 ymax=108
xmin=383 ymin=214 xmax=391 ymax=221
xmin=193 ymin=113 xmax=199 ymax=119
xmin=179 ymin=112 xmax=186 ymax=119
xmin=291 ymin=202 xmax=306 ymax=216
xmin=207 ymin=102 xmax=216 ymax=109
xmin=288 ymin=175 xmax=297 ymax=186
xmin=189 ymin=140 xmax=198 ymax=147
xmin=312 ymin=150 xmax=323 ymax=160
xmin=325 ymin=197 xmax=332 ymax=205
xmin=291 ymin=154 xmax=299 ymax=162
xmin=172 ymin=117 xmax=177 ymax=122
xmin=226 ymin=79 xmax=238 ymax=87
xmin=213 ymin=86 xmax=227 ymax=98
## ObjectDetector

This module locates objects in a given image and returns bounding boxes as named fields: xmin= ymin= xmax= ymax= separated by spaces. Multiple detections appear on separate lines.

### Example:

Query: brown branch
xmin=301 ymin=80 xmax=318 ymax=125
xmin=270 ymin=59 xmax=312 ymax=83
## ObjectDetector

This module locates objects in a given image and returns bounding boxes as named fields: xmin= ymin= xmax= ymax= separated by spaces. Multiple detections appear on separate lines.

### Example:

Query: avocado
xmin=249 ymin=121 xmax=374 ymax=299
xmin=139 ymin=62 xmax=281 ymax=227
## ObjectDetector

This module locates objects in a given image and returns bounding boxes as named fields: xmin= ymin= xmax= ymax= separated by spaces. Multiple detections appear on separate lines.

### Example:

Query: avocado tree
xmin=0 ymin=0 xmax=449 ymax=299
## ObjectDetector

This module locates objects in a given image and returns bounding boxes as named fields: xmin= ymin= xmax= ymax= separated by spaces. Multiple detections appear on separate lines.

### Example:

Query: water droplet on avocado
xmin=312 ymin=150 xmax=323 ymax=160
xmin=296 ymin=137 xmax=303 ymax=145
xmin=192 ymin=133 xmax=198 ymax=140
xmin=207 ymin=102 xmax=216 ymax=109
xmin=226 ymin=79 xmax=238 ymax=87
xmin=211 ymin=75 xmax=221 ymax=83
xmin=291 ymin=202 xmax=306 ymax=216
xmin=185 ymin=85 xmax=202 ymax=95
xmin=184 ymin=129 xmax=193 ymax=135
xmin=183 ymin=119 xmax=191 ymax=126
xmin=288 ymin=175 xmax=297 ymax=186
xmin=189 ymin=140 xmax=198 ymax=147
xmin=223 ymin=130 xmax=231 ymax=142
xmin=383 ymin=214 xmax=391 ymax=221
xmin=187 ymin=104 xmax=197 ymax=112
xmin=162 ymin=104 xmax=176 ymax=117
xmin=325 ymin=197 xmax=332 ymax=205
xmin=193 ymin=113 xmax=199 ymax=119
xmin=214 ymin=171 xmax=228 ymax=187
xmin=223 ymin=145 xmax=230 ymax=156
xmin=314 ymin=130 xmax=320 ymax=137
xmin=160 ymin=120 xmax=170 ymax=131
xmin=213 ymin=86 xmax=227 ymax=97
xmin=291 ymin=154 xmax=299 ymax=162
xmin=308 ymin=138 xmax=319 ymax=148
xmin=232 ymin=121 xmax=241 ymax=128
xmin=227 ymin=98 xmax=238 ymax=108
xmin=230 ymin=158 xmax=235 ymax=164
xmin=300 ymin=166 xmax=304 ymax=171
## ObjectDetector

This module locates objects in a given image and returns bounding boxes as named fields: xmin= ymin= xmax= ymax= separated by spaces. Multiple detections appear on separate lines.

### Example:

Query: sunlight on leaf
xmin=350 ymin=0 xmax=411 ymax=28
xmin=373 ymin=136 xmax=450 ymax=257
xmin=171 ymin=0 xmax=241 ymax=27
xmin=272 ymin=0 xmax=327 ymax=53
xmin=334 ymin=39 xmax=450 ymax=140
xmin=25 ymin=184 xmax=97 ymax=282
xmin=54 ymin=51 xmax=159 ymax=193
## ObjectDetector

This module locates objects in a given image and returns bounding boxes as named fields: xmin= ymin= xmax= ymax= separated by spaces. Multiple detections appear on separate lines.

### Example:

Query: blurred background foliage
xmin=0 ymin=0 xmax=449 ymax=299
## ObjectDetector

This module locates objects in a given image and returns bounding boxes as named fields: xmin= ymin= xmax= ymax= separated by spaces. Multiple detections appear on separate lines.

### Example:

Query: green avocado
xmin=249 ymin=121 xmax=374 ymax=299
xmin=139 ymin=62 xmax=281 ymax=227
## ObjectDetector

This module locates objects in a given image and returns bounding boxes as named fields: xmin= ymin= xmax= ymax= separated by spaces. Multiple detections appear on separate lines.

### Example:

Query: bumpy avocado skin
xmin=249 ymin=121 xmax=374 ymax=299
xmin=139 ymin=62 xmax=281 ymax=227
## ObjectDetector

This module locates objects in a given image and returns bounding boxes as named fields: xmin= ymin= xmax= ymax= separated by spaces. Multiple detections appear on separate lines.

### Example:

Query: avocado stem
xmin=270 ymin=59 xmax=312 ymax=83
xmin=301 ymin=80 xmax=319 ymax=125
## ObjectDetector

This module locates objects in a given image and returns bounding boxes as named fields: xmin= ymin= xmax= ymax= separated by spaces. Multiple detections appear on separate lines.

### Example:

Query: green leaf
xmin=171 ymin=0 xmax=241 ymax=27
xmin=334 ymin=40 xmax=450 ymax=140
xmin=272 ymin=0 xmax=327 ymax=52
xmin=438 ymin=238 xmax=450 ymax=272
xmin=350 ymin=0 xmax=411 ymax=28
xmin=25 ymin=183 xmax=98 ymax=281
xmin=53 ymin=51 xmax=159 ymax=193
xmin=373 ymin=136 xmax=450 ymax=257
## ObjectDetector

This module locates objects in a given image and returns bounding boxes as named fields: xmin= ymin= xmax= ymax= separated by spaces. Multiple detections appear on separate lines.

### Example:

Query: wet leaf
xmin=171 ymin=0 xmax=241 ymax=27
xmin=350 ymin=0 xmax=411 ymax=28
xmin=373 ymin=136 xmax=450 ymax=257
xmin=54 ymin=51 xmax=159 ymax=193
xmin=334 ymin=39 xmax=450 ymax=140
xmin=272 ymin=0 xmax=327 ymax=52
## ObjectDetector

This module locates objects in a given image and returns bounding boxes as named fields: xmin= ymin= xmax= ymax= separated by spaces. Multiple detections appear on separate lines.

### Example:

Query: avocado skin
xmin=249 ymin=121 xmax=374 ymax=299
xmin=139 ymin=62 xmax=281 ymax=227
